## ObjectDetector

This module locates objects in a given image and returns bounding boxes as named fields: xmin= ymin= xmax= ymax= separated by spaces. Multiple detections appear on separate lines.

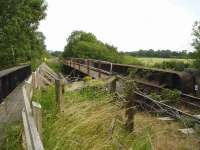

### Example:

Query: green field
xmin=137 ymin=57 xmax=193 ymax=66
xmin=121 ymin=55 xmax=194 ymax=71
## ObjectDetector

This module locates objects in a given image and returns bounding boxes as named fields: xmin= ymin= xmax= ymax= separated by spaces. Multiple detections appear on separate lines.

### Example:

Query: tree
xmin=192 ymin=21 xmax=200 ymax=68
xmin=63 ymin=31 xmax=122 ymax=63
xmin=0 ymin=0 xmax=47 ymax=69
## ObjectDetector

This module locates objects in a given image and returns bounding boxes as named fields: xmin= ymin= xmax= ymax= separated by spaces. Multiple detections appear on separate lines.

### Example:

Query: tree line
xmin=124 ymin=49 xmax=194 ymax=59
xmin=0 ymin=0 xmax=47 ymax=69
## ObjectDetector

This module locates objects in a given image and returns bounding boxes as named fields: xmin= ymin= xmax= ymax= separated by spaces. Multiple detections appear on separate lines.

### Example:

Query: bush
xmin=153 ymin=60 xmax=190 ymax=71
xmin=83 ymin=76 xmax=92 ymax=82
xmin=121 ymin=55 xmax=144 ymax=66
xmin=148 ymin=89 xmax=181 ymax=104
xmin=161 ymin=89 xmax=181 ymax=104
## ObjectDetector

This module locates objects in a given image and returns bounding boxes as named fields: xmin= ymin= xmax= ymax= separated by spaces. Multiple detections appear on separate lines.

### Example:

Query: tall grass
xmin=32 ymin=79 xmax=200 ymax=149
xmin=0 ymin=123 xmax=22 ymax=150
xmin=33 ymin=83 xmax=154 ymax=150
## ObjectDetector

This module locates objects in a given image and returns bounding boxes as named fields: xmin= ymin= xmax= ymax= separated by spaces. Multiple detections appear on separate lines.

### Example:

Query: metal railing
xmin=0 ymin=65 xmax=31 ymax=103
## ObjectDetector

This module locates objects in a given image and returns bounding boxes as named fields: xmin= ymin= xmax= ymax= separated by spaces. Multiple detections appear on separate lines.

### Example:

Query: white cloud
xmin=39 ymin=0 xmax=198 ymax=52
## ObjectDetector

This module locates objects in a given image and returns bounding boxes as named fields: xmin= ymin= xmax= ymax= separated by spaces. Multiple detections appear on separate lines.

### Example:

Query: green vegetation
xmin=152 ymin=60 xmax=191 ymax=71
xmin=125 ymin=49 xmax=194 ymax=59
xmin=192 ymin=21 xmax=200 ymax=69
xmin=137 ymin=57 xmax=193 ymax=66
xmin=46 ymin=58 xmax=62 ymax=73
xmin=121 ymin=55 xmax=144 ymax=66
xmin=0 ymin=0 xmax=47 ymax=70
xmin=149 ymin=89 xmax=181 ymax=104
xmin=33 ymin=82 xmax=155 ymax=150
xmin=32 ymin=80 xmax=200 ymax=149
xmin=0 ymin=123 xmax=22 ymax=150
xmin=63 ymin=31 xmax=123 ymax=63
xmin=123 ymin=56 xmax=193 ymax=71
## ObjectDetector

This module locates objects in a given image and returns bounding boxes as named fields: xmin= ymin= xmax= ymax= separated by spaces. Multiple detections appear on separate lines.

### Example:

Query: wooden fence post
xmin=124 ymin=80 xmax=136 ymax=132
xmin=110 ymin=77 xmax=117 ymax=93
xmin=78 ymin=60 xmax=81 ymax=70
xmin=55 ymin=78 xmax=65 ymax=112
xmin=87 ymin=60 xmax=90 ymax=75
xmin=110 ymin=63 xmax=113 ymax=75
xmin=70 ymin=59 xmax=72 ymax=67
xmin=32 ymin=72 xmax=36 ymax=89
xmin=98 ymin=62 xmax=101 ymax=78
xmin=73 ymin=59 xmax=75 ymax=68
xmin=32 ymin=101 xmax=42 ymax=138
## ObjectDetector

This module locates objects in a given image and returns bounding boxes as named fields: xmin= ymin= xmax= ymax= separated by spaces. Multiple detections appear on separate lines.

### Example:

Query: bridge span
xmin=63 ymin=58 xmax=195 ymax=94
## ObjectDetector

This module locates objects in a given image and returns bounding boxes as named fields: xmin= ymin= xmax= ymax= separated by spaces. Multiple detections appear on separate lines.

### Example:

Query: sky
xmin=39 ymin=0 xmax=200 ymax=52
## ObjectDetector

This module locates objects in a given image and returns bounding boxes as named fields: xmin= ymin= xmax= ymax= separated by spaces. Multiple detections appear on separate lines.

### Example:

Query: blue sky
xmin=39 ymin=0 xmax=200 ymax=52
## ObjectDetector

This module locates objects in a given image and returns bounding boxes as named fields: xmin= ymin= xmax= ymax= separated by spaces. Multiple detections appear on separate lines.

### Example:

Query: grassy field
xmin=122 ymin=55 xmax=194 ymax=71
xmin=137 ymin=57 xmax=193 ymax=66
xmin=33 ymin=79 xmax=200 ymax=150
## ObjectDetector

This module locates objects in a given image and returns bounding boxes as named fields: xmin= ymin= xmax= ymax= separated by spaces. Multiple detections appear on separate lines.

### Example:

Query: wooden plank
xmin=37 ymin=73 xmax=51 ymax=85
xmin=40 ymin=63 xmax=58 ymax=79
xmin=24 ymin=81 xmax=33 ymax=101
xmin=32 ymin=72 xmax=37 ymax=89
xmin=32 ymin=101 xmax=42 ymax=138
xmin=22 ymin=86 xmax=44 ymax=150
xmin=22 ymin=110 xmax=33 ymax=150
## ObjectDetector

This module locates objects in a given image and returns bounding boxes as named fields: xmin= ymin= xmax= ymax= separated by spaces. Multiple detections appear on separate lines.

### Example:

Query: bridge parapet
xmin=64 ymin=58 xmax=195 ymax=94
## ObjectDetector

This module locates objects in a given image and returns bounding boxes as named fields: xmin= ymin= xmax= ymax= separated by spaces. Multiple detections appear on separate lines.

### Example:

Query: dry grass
xmin=33 ymin=80 xmax=200 ymax=150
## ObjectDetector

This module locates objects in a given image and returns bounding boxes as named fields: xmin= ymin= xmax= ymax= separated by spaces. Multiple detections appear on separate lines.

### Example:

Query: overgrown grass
xmin=122 ymin=55 xmax=144 ymax=66
xmin=33 ymin=80 xmax=200 ymax=150
xmin=0 ymin=123 xmax=22 ymax=150
xmin=46 ymin=58 xmax=62 ymax=73
xmin=152 ymin=60 xmax=191 ymax=71
xmin=149 ymin=89 xmax=181 ymax=104
xmin=33 ymin=81 xmax=154 ymax=150
xmin=124 ymin=56 xmax=193 ymax=71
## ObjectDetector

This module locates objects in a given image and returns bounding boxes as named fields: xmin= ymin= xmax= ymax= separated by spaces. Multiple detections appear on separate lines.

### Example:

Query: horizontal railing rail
xmin=22 ymin=68 xmax=44 ymax=150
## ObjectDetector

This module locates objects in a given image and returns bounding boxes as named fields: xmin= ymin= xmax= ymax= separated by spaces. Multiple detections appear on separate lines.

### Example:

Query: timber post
xmin=78 ymin=60 xmax=81 ymax=70
xmin=70 ymin=59 xmax=72 ymax=67
xmin=32 ymin=72 xmax=37 ymax=89
xmin=87 ymin=59 xmax=90 ymax=75
xmin=73 ymin=59 xmax=75 ymax=68
xmin=110 ymin=63 xmax=113 ymax=75
xmin=32 ymin=101 xmax=42 ymax=138
xmin=110 ymin=77 xmax=117 ymax=93
xmin=98 ymin=62 xmax=101 ymax=78
xmin=124 ymin=80 xmax=136 ymax=132
xmin=55 ymin=78 xmax=65 ymax=112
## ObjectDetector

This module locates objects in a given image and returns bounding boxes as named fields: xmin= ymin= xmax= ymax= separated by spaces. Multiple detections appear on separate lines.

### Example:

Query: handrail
xmin=22 ymin=69 xmax=44 ymax=150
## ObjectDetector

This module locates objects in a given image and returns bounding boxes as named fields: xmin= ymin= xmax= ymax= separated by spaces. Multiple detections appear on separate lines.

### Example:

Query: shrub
xmin=83 ymin=76 xmax=92 ymax=82
xmin=153 ymin=61 xmax=190 ymax=71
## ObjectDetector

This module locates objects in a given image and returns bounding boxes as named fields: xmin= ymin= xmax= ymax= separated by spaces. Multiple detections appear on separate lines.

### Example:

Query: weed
xmin=0 ymin=123 xmax=22 ymax=150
